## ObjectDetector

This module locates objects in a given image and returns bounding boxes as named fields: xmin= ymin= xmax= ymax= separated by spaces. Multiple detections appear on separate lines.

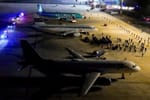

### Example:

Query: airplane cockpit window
xmin=132 ymin=65 xmax=136 ymax=68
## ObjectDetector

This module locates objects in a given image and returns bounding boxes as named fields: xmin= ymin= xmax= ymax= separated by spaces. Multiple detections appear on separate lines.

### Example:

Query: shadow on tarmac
xmin=0 ymin=74 xmax=118 ymax=100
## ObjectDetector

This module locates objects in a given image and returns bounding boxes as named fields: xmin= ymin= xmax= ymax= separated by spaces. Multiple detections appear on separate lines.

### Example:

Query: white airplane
xmin=18 ymin=40 xmax=141 ymax=96
xmin=32 ymin=22 xmax=97 ymax=37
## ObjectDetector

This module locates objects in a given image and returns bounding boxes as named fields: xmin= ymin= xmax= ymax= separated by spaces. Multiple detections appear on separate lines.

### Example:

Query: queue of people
xmin=80 ymin=14 xmax=149 ymax=57
xmin=81 ymin=32 xmax=148 ymax=57
xmin=102 ymin=15 xmax=149 ymax=57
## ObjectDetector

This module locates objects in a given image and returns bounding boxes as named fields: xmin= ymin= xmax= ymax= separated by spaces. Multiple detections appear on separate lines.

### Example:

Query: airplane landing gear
xmin=121 ymin=73 xmax=125 ymax=79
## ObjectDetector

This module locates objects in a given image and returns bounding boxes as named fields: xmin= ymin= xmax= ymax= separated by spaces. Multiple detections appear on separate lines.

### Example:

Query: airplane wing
xmin=65 ymin=47 xmax=85 ymax=60
xmin=80 ymin=72 xmax=100 ymax=96
xmin=61 ymin=30 xmax=80 ymax=37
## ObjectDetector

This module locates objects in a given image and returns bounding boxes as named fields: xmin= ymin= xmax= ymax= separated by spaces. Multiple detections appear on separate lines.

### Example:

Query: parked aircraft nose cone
xmin=134 ymin=66 xmax=141 ymax=72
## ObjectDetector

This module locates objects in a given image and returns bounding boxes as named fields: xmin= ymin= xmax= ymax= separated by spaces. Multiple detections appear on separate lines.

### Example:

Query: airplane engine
xmin=73 ymin=32 xmax=81 ymax=37
xmin=96 ymin=77 xmax=111 ymax=86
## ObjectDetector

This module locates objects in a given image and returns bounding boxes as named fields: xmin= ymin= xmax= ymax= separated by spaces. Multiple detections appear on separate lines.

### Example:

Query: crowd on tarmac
xmin=81 ymin=33 xmax=148 ymax=57
xmin=79 ymin=13 xmax=150 ymax=57
xmin=90 ymin=14 xmax=150 ymax=57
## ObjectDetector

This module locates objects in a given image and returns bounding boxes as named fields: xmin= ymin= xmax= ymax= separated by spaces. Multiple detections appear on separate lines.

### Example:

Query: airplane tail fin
xmin=19 ymin=40 xmax=42 ymax=65
xmin=37 ymin=3 xmax=43 ymax=13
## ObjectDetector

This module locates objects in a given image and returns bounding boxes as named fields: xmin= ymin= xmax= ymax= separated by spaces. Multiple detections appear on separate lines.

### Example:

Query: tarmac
xmin=0 ymin=3 xmax=150 ymax=100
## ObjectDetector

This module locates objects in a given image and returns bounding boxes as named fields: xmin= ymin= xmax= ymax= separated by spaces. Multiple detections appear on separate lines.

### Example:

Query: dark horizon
xmin=0 ymin=0 xmax=74 ymax=4
xmin=0 ymin=0 xmax=149 ymax=15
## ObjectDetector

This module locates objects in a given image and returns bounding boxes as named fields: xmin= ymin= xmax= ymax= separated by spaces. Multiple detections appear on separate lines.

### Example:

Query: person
xmin=141 ymin=52 xmax=144 ymax=57
xmin=95 ymin=50 xmax=100 ymax=58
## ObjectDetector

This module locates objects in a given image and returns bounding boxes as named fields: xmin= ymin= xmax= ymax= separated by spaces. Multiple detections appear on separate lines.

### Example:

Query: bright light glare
xmin=0 ymin=24 xmax=16 ymax=39
xmin=93 ymin=2 xmax=97 ymax=6
xmin=16 ymin=17 xmax=20 ymax=21
xmin=13 ymin=22 xmax=16 ymax=25
xmin=1 ymin=30 xmax=8 ymax=39
xmin=11 ymin=18 xmax=15 ymax=21
xmin=38 ymin=4 xmax=43 ymax=13
xmin=0 ymin=39 xmax=8 ymax=51
xmin=128 ymin=7 xmax=134 ymax=10
xmin=3 ymin=30 xmax=7 ymax=33
xmin=7 ymin=29 xmax=14 ymax=33
xmin=1 ymin=34 xmax=7 ymax=39
xmin=7 ymin=25 xmax=15 ymax=32
xmin=19 ymin=12 xmax=24 ymax=17
xmin=106 ymin=5 xmax=134 ymax=11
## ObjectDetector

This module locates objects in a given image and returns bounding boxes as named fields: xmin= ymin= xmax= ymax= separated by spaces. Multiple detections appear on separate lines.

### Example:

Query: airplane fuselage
xmin=31 ymin=59 xmax=140 ymax=76
xmin=36 ymin=4 xmax=84 ymax=22
xmin=33 ymin=24 xmax=96 ymax=33
xmin=37 ymin=12 xmax=84 ymax=19
xmin=19 ymin=40 xmax=141 ymax=96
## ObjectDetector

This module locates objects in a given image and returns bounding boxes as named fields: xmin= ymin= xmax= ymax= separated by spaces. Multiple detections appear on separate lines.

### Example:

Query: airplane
xmin=66 ymin=47 xmax=106 ymax=59
xmin=83 ymin=49 xmax=106 ymax=59
xmin=32 ymin=21 xmax=96 ymax=37
xmin=36 ymin=4 xmax=85 ymax=23
xmin=18 ymin=40 xmax=141 ymax=96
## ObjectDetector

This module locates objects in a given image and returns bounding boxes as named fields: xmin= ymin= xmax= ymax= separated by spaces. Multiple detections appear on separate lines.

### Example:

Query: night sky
xmin=124 ymin=0 xmax=150 ymax=16
xmin=135 ymin=0 xmax=150 ymax=16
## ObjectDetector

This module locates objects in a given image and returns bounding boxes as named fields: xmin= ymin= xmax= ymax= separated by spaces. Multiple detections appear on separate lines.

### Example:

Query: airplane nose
xmin=95 ymin=28 xmax=98 ymax=31
xmin=134 ymin=66 xmax=141 ymax=72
